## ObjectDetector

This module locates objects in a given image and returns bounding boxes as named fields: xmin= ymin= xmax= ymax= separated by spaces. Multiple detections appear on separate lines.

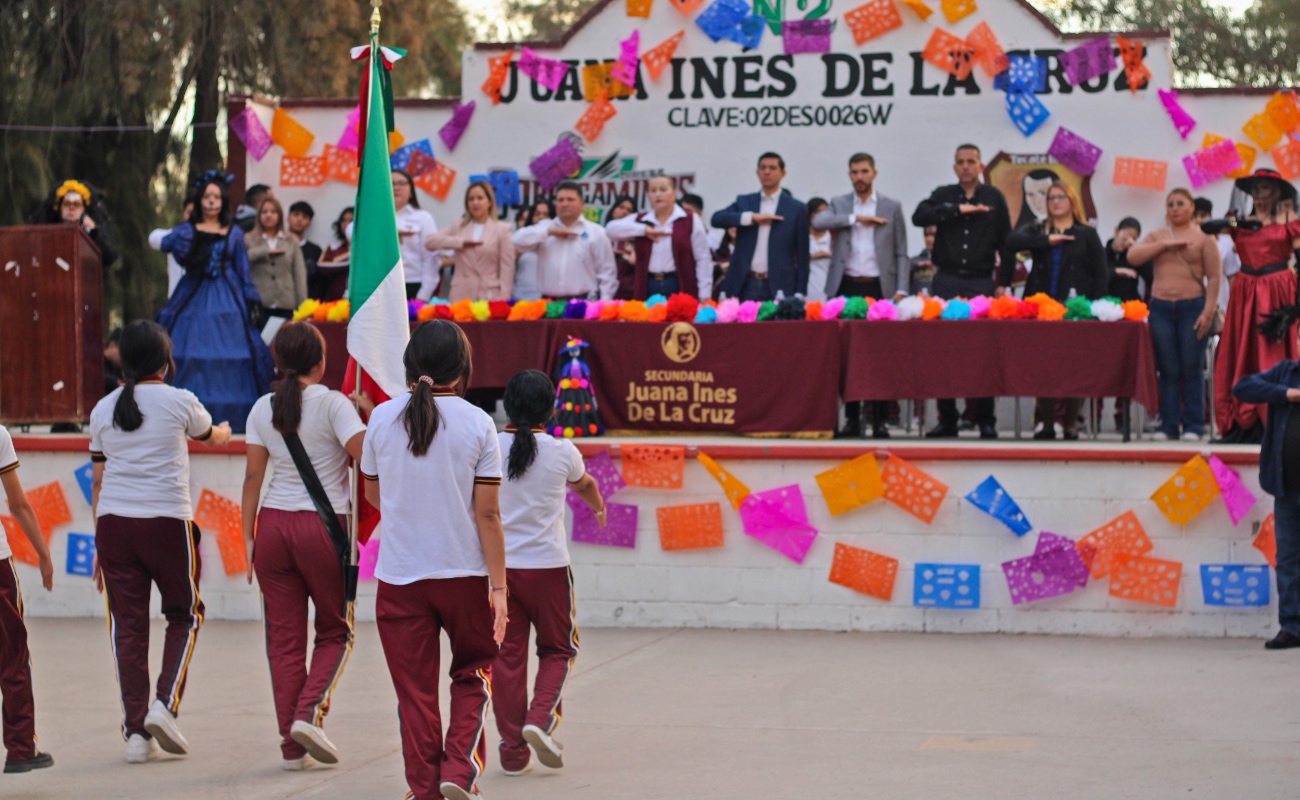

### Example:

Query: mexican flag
xmin=346 ymin=34 xmax=408 ymax=400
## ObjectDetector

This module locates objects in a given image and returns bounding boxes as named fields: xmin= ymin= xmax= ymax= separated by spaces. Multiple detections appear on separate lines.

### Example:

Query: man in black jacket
xmin=912 ymin=144 xmax=1012 ymax=439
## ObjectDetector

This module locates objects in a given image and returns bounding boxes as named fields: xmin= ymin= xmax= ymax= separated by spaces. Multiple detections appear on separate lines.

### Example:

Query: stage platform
xmin=8 ymin=432 xmax=1272 ymax=639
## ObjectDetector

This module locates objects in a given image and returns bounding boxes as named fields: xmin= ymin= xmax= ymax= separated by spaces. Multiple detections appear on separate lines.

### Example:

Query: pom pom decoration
xmin=896 ymin=295 xmax=926 ymax=320
xmin=1064 ymin=295 xmax=1095 ymax=320
xmin=417 ymin=303 xmax=440 ymax=322
xmin=646 ymin=294 xmax=668 ymax=307
xmin=433 ymin=304 xmax=455 ymax=320
xmin=666 ymin=293 xmax=700 ymax=322
xmin=775 ymin=296 xmax=805 ymax=320
xmin=325 ymin=300 xmax=350 ymax=321
xmin=563 ymin=299 xmax=588 ymax=319
xmin=469 ymin=300 xmax=491 ymax=321
xmin=715 ymin=298 xmax=740 ymax=323
xmin=407 ymin=299 xmax=424 ymax=320
xmin=488 ymin=300 xmax=511 ymax=320
xmin=545 ymin=301 xmax=567 ymax=319
xmin=1122 ymin=299 xmax=1149 ymax=321
xmin=735 ymin=301 xmax=760 ymax=323
xmin=584 ymin=300 xmax=604 ymax=320
xmin=921 ymin=297 xmax=945 ymax=320
xmin=968 ymin=295 xmax=992 ymax=319
xmin=619 ymin=300 xmax=650 ymax=321
xmin=1023 ymin=292 xmax=1066 ymax=321
xmin=821 ymin=297 xmax=847 ymax=319
xmin=865 ymin=298 xmax=897 ymax=320
xmin=599 ymin=300 xmax=622 ymax=320
xmin=647 ymin=303 xmax=668 ymax=322
xmin=293 ymin=298 xmax=321 ymax=321
xmin=940 ymin=298 xmax=970 ymax=319
xmin=757 ymin=301 xmax=778 ymax=321
xmin=841 ymin=296 xmax=870 ymax=320
xmin=1090 ymin=298 xmax=1124 ymax=321
xmin=988 ymin=295 xmax=1021 ymax=319
xmin=695 ymin=305 xmax=718 ymax=323
xmin=804 ymin=300 xmax=823 ymax=320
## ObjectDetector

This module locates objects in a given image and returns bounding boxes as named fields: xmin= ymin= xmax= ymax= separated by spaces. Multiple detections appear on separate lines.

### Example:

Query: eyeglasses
xmin=1047 ymin=195 xmax=1070 ymax=203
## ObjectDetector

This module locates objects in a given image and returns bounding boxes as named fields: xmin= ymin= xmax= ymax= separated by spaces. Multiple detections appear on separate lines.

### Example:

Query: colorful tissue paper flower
xmin=737 ymin=301 xmax=761 ymax=322
xmin=921 ymin=297 xmax=945 ymax=320
xmin=775 ymin=296 xmax=805 ymax=320
xmin=488 ymin=300 xmax=511 ymax=320
xmin=941 ymin=298 xmax=970 ymax=319
xmin=715 ymin=298 xmax=740 ymax=323
xmin=896 ymin=295 xmax=925 ymax=320
xmin=695 ymin=305 xmax=718 ymax=323
xmin=647 ymin=303 xmax=668 ymax=322
xmin=293 ymin=298 xmax=321 ymax=321
xmin=968 ymin=295 xmax=992 ymax=319
xmin=841 ymin=296 xmax=870 ymax=319
xmin=583 ymin=300 xmax=603 ymax=320
xmin=619 ymin=300 xmax=650 ymax=321
xmin=988 ymin=295 xmax=1021 ymax=319
xmin=1064 ymin=295 xmax=1095 ymax=320
xmin=545 ymin=300 xmax=567 ymax=319
xmin=449 ymin=299 xmax=473 ymax=322
xmin=433 ymin=304 xmax=455 ymax=320
xmin=1016 ymin=299 xmax=1039 ymax=319
xmin=417 ymin=303 xmax=439 ymax=321
xmin=312 ymin=302 xmax=332 ymax=321
xmin=407 ymin=299 xmax=424 ymax=320
xmin=666 ymin=293 xmax=700 ymax=322
xmin=563 ymin=299 xmax=587 ymax=319
xmin=1091 ymin=298 xmax=1124 ymax=321
xmin=866 ymin=298 xmax=897 ymax=320
xmin=1123 ymin=299 xmax=1149 ymax=321
xmin=469 ymin=300 xmax=491 ymax=321
xmin=599 ymin=300 xmax=622 ymax=320
xmin=646 ymin=294 xmax=668 ymax=307
xmin=757 ymin=301 xmax=778 ymax=321
xmin=1035 ymin=298 xmax=1067 ymax=321
xmin=805 ymin=300 xmax=823 ymax=320
xmin=821 ymin=296 xmax=847 ymax=319
xmin=325 ymin=300 xmax=350 ymax=321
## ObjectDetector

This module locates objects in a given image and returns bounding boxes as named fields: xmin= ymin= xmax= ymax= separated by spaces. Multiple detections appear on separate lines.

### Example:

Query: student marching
xmin=241 ymin=321 xmax=369 ymax=769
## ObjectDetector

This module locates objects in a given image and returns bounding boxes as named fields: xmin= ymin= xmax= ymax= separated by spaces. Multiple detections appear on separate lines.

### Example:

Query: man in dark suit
xmin=814 ymin=152 xmax=910 ymax=439
xmin=712 ymin=152 xmax=810 ymax=301
xmin=913 ymin=143 xmax=1012 ymax=440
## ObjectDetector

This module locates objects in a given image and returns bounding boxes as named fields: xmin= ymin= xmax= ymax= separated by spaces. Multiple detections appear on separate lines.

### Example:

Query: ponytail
xmin=401 ymin=320 xmax=474 ymax=457
xmin=112 ymin=320 xmax=173 ymax=433
xmin=113 ymin=379 xmax=144 ymax=432
xmin=404 ymin=376 xmax=441 ymax=456
xmin=269 ymin=321 xmax=326 ymax=435
xmin=503 ymin=369 xmax=556 ymax=480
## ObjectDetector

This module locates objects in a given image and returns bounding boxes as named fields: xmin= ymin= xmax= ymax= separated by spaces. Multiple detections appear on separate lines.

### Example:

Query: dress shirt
xmin=512 ymin=216 xmax=618 ymax=300
xmin=848 ymin=191 xmax=880 ymax=278
xmin=912 ymin=183 xmax=1012 ymax=276
xmin=346 ymin=204 xmax=441 ymax=300
xmin=606 ymin=204 xmax=715 ymax=298
xmin=148 ymin=228 xmax=183 ymax=297
xmin=740 ymin=189 xmax=782 ymax=273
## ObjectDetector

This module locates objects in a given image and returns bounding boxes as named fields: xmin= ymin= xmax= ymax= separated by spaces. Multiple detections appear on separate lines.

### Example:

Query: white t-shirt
xmin=89 ymin=383 xmax=213 ymax=520
xmin=360 ymin=392 xmax=502 ymax=584
xmin=0 ymin=425 xmax=18 ymax=560
xmin=245 ymin=385 xmax=367 ymax=514
xmin=497 ymin=430 xmax=585 ymax=569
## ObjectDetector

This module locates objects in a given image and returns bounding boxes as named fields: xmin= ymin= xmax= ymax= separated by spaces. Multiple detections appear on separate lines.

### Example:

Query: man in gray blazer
xmin=813 ymin=152 xmax=910 ymax=439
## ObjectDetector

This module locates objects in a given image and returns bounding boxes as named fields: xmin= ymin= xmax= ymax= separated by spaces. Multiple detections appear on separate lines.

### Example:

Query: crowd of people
xmin=33 ymin=148 xmax=1300 ymax=445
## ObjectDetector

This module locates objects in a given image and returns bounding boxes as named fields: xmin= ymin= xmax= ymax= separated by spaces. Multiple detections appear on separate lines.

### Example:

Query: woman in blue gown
xmin=157 ymin=171 xmax=275 ymax=432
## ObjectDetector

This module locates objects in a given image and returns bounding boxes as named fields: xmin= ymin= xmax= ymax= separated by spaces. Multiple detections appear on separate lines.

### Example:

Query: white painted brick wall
xmin=6 ymin=445 xmax=1279 ymax=638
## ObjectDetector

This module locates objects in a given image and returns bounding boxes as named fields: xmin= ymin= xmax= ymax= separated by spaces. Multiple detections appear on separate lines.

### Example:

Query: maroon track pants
xmin=492 ymin=566 xmax=579 ymax=770
xmin=0 ymin=558 xmax=37 ymax=760
xmin=253 ymin=508 xmax=354 ymax=759
xmin=376 ymin=576 xmax=497 ymax=800
xmin=95 ymin=515 xmax=204 ymax=740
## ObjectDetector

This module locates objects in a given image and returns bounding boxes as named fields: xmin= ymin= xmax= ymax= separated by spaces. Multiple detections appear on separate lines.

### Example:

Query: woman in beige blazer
xmin=246 ymin=196 xmax=308 ymax=318
xmin=425 ymin=181 xmax=516 ymax=302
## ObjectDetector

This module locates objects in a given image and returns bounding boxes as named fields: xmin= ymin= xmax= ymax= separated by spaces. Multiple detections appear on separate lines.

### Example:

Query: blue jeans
xmin=1147 ymin=296 xmax=1207 ymax=437
xmin=739 ymin=275 xmax=771 ymax=302
xmin=646 ymin=274 xmax=679 ymax=298
xmin=1273 ymin=493 xmax=1300 ymax=634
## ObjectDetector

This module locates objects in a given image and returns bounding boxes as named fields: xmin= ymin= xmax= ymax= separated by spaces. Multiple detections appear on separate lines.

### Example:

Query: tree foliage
xmin=0 ymin=0 xmax=470 ymax=323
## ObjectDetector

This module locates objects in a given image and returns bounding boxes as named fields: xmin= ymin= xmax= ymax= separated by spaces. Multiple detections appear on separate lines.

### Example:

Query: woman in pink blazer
xmin=426 ymin=181 xmax=517 ymax=302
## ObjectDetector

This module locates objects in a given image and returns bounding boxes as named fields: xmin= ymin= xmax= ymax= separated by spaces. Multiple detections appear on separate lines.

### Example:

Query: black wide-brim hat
xmin=1234 ymin=168 xmax=1298 ymax=204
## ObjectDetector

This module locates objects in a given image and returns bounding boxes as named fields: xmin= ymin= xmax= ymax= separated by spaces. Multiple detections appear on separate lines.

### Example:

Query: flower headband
xmin=192 ymin=169 xmax=234 ymax=189
xmin=54 ymin=180 xmax=91 ymax=209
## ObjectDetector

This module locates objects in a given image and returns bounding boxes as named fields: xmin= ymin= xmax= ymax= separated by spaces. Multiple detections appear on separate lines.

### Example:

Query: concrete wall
xmin=8 ymin=442 xmax=1273 ymax=638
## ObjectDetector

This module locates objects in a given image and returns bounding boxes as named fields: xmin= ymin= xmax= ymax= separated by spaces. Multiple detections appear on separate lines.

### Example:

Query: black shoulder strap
xmin=282 ymin=431 xmax=353 ymax=571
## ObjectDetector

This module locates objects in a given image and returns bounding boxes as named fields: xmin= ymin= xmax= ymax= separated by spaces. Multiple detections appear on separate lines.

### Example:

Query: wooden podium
xmin=0 ymin=224 xmax=104 ymax=424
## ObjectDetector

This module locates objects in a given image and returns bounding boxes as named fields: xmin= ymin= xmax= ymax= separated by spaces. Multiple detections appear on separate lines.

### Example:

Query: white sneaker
xmin=439 ymin=782 xmax=482 ymax=800
xmin=282 ymin=754 xmax=316 ymax=771
xmin=1181 ymin=431 xmax=1201 ymax=442
xmin=289 ymin=720 xmax=340 ymax=765
xmin=143 ymin=699 xmax=189 ymax=755
xmin=1151 ymin=431 xmax=1171 ymax=441
xmin=125 ymin=734 xmax=155 ymax=764
xmin=521 ymin=724 xmax=563 ymax=769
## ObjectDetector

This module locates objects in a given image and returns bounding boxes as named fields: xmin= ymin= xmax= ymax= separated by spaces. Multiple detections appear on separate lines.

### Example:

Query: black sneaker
xmin=926 ymin=423 xmax=959 ymax=439
xmin=872 ymin=424 xmax=891 ymax=440
xmin=979 ymin=424 xmax=999 ymax=440
xmin=1264 ymin=631 xmax=1300 ymax=650
xmin=1032 ymin=428 xmax=1056 ymax=440
xmin=834 ymin=421 xmax=863 ymax=440
xmin=4 ymin=751 xmax=53 ymax=773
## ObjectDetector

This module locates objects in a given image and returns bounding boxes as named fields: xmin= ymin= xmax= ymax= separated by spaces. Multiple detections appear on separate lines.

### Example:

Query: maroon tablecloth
xmin=839 ymin=320 xmax=1160 ymax=412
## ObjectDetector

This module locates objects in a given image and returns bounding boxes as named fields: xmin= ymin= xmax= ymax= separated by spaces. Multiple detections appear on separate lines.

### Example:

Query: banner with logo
xmin=550 ymin=320 xmax=841 ymax=437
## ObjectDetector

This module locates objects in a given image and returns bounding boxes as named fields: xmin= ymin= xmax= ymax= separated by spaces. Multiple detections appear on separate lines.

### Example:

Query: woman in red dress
xmin=1211 ymin=169 xmax=1300 ymax=444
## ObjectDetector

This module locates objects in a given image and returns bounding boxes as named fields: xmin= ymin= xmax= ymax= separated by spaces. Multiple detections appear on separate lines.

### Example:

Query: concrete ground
xmin=5 ymin=619 xmax=1298 ymax=799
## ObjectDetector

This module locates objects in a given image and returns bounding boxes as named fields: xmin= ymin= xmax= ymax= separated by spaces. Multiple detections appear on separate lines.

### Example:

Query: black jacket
xmin=1104 ymin=238 xmax=1153 ymax=302
xmin=1005 ymin=222 xmax=1108 ymax=300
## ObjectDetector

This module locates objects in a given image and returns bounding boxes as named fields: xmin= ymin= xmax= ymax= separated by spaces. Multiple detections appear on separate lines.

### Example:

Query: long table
xmin=313 ymin=319 xmax=1158 ymax=437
